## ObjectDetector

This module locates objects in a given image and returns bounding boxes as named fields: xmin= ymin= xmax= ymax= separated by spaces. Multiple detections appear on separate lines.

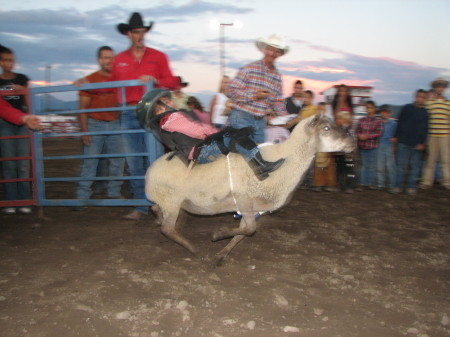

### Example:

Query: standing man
xmin=0 ymin=45 xmax=32 ymax=215
xmin=285 ymin=80 xmax=304 ymax=115
xmin=111 ymin=12 xmax=178 ymax=220
xmin=392 ymin=89 xmax=428 ymax=195
xmin=75 ymin=46 xmax=125 ymax=203
xmin=226 ymin=34 xmax=289 ymax=143
xmin=420 ymin=78 xmax=450 ymax=190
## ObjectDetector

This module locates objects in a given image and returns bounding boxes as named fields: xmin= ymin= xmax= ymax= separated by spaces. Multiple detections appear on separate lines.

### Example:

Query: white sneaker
xmin=18 ymin=207 xmax=32 ymax=214
xmin=2 ymin=207 xmax=16 ymax=214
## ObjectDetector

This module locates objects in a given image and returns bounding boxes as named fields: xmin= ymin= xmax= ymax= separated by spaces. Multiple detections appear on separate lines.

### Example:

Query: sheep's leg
xmin=214 ymin=234 xmax=246 ymax=266
xmin=212 ymin=213 xmax=256 ymax=266
xmin=160 ymin=208 xmax=198 ymax=255
xmin=212 ymin=213 xmax=257 ymax=241
xmin=151 ymin=204 xmax=163 ymax=226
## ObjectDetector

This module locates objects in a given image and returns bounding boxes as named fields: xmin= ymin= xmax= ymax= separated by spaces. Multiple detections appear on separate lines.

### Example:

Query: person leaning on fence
xmin=74 ymin=46 xmax=125 ymax=205
xmin=0 ymin=97 xmax=40 ymax=129
xmin=136 ymin=88 xmax=285 ymax=181
xmin=0 ymin=45 xmax=32 ymax=215
xmin=226 ymin=34 xmax=289 ymax=144
xmin=110 ymin=12 xmax=179 ymax=220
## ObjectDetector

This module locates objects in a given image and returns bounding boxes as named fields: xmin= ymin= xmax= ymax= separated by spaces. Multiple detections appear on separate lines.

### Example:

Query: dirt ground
xmin=0 ymin=139 xmax=449 ymax=337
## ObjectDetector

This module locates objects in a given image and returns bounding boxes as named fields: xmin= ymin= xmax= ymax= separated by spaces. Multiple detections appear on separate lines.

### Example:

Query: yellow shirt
xmin=300 ymin=104 xmax=318 ymax=119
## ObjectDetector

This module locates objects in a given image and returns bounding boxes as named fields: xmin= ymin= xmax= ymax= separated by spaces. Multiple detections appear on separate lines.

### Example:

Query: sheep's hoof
xmin=212 ymin=228 xmax=232 ymax=242
xmin=212 ymin=254 xmax=226 ymax=267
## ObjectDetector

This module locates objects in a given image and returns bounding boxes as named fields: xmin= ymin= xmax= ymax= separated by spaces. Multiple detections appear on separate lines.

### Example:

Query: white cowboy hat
xmin=256 ymin=34 xmax=289 ymax=55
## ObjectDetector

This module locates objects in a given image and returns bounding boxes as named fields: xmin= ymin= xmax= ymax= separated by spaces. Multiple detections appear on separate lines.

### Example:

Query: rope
xmin=226 ymin=154 xmax=241 ymax=214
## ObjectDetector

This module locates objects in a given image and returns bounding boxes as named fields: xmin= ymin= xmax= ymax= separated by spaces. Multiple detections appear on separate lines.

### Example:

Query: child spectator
xmin=355 ymin=101 xmax=384 ymax=190
xmin=285 ymin=90 xmax=317 ymax=129
xmin=313 ymin=103 xmax=338 ymax=192
xmin=376 ymin=107 xmax=397 ymax=191
xmin=186 ymin=96 xmax=210 ymax=125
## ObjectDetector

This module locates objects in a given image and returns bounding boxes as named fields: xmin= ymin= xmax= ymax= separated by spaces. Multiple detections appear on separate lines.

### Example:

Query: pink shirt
xmin=160 ymin=112 xmax=219 ymax=159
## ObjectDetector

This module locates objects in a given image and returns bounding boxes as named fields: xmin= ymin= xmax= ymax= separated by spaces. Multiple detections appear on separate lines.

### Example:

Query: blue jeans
xmin=0 ymin=120 xmax=31 ymax=201
xmin=76 ymin=119 xmax=125 ymax=199
xmin=396 ymin=143 xmax=423 ymax=189
xmin=359 ymin=148 xmax=377 ymax=186
xmin=376 ymin=143 xmax=396 ymax=188
xmin=121 ymin=110 xmax=164 ymax=214
xmin=228 ymin=108 xmax=266 ymax=143
xmin=196 ymin=135 xmax=258 ymax=164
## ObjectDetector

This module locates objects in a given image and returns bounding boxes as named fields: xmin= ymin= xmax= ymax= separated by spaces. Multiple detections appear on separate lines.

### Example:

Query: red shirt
xmin=79 ymin=71 xmax=119 ymax=121
xmin=111 ymin=47 xmax=178 ymax=105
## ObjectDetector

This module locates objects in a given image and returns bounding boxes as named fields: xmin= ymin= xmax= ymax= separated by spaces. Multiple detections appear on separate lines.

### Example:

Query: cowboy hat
xmin=431 ymin=77 xmax=448 ymax=88
xmin=117 ymin=12 xmax=153 ymax=35
xmin=176 ymin=76 xmax=189 ymax=88
xmin=256 ymin=34 xmax=289 ymax=55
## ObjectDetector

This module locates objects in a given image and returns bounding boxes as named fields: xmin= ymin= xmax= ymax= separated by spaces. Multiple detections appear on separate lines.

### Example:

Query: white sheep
xmin=145 ymin=114 xmax=355 ymax=265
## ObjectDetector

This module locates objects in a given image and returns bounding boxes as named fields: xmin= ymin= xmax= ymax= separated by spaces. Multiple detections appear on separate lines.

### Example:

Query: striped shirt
xmin=226 ymin=59 xmax=287 ymax=116
xmin=425 ymin=98 xmax=450 ymax=137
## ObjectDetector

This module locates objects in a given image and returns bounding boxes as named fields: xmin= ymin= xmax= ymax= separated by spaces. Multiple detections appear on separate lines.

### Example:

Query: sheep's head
xmin=307 ymin=114 xmax=355 ymax=153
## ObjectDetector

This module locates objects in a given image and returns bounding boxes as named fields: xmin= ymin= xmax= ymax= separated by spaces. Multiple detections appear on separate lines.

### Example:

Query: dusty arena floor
xmin=0 ymin=138 xmax=449 ymax=337
xmin=1 ymin=184 xmax=449 ymax=337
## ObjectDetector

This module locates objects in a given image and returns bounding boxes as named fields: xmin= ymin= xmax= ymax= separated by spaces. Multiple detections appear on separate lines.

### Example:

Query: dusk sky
xmin=1 ymin=0 xmax=449 ymax=107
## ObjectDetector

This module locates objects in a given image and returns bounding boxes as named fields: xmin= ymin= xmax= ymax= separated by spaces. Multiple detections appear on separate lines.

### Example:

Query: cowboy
xmin=136 ymin=88 xmax=285 ymax=181
xmin=226 ymin=34 xmax=289 ymax=143
xmin=420 ymin=77 xmax=450 ymax=190
xmin=111 ymin=12 xmax=179 ymax=220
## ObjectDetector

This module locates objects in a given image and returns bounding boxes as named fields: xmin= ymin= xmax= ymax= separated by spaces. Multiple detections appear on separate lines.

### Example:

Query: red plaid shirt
xmin=356 ymin=116 xmax=384 ymax=150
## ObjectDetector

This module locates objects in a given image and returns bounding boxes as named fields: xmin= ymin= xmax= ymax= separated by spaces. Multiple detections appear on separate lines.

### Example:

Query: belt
xmin=252 ymin=114 xmax=266 ymax=120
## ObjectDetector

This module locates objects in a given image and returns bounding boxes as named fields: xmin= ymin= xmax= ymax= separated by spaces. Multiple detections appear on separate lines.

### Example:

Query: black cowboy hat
xmin=117 ymin=12 xmax=153 ymax=35
xmin=177 ymin=76 xmax=189 ymax=88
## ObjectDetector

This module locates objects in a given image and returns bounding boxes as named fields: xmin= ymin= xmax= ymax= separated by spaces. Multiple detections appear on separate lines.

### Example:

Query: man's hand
xmin=21 ymin=115 xmax=41 ymax=130
xmin=73 ymin=78 xmax=89 ymax=87
xmin=358 ymin=134 xmax=369 ymax=140
xmin=254 ymin=90 xmax=271 ymax=100
xmin=81 ymin=135 xmax=91 ymax=146
xmin=140 ymin=75 xmax=157 ymax=84
xmin=415 ymin=144 xmax=425 ymax=151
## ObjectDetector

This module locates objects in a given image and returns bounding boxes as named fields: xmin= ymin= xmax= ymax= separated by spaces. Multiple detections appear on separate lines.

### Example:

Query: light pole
xmin=210 ymin=19 xmax=242 ymax=78
xmin=219 ymin=23 xmax=234 ymax=78
xmin=45 ymin=65 xmax=52 ymax=111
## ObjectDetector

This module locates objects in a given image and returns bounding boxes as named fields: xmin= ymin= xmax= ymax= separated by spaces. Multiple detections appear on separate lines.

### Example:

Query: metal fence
xmin=1 ymin=80 xmax=163 ymax=209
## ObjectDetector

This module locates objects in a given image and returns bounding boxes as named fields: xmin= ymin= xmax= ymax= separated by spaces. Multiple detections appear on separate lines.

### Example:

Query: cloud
xmin=1 ymin=3 xmax=448 ymax=106
xmin=277 ymin=46 xmax=446 ymax=104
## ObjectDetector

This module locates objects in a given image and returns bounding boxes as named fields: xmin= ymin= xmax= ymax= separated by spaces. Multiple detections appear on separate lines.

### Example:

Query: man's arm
xmin=0 ymin=98 xmax=40 ymax=129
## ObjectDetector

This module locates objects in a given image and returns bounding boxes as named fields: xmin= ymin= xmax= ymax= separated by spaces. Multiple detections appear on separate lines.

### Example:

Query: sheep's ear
xmin=307 ymin=114 xmax=321 ymax=129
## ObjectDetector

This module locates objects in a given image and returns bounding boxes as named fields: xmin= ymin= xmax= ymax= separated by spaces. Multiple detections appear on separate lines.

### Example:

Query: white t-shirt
xmin=211 ymin=92 xmax=229 ymax=125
